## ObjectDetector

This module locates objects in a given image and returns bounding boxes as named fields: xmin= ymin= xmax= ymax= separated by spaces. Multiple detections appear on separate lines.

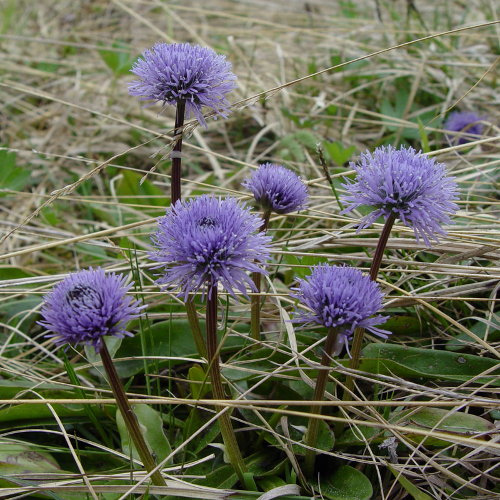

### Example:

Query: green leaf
xmin=258 ymin=475 xmax=287 ymax=491
xmin=0 ymin=380 xmax=63 ymax=399
xmin=319 ymin=465 xmax=373 ymax=500
xmin=417 ymin=119 xmax=430 ymax=153
xmin=116 ymin=404 xmax=172 ymax=463
xmin=40 ymin=206 xmax=62 ymax=226
xmin=282 ymin=253 xmax=327 ymax=279
xmin=409 ymin=407 xmax=492 ymax=433
xmin=74 ymin=242 xmax=108 ymax=260
xmin=265 ymin=415 xmax=334 ymax=455
xmin=323 ymin=141 xmax=356 ymax=166
xmin=0 ymin=296 xmax=42 ymax=328
xmin=0 ymin=438 xmax=60 ymax=474
xmin=0 ymin=403 xmax=88 ymax=429
xmin=0 ymin=149 xmax=30 ymax=196
xmin=192 ymin=421 xmax=221 ymax=455
xmin=0 ymin=0 xmax=18 ymax=34
xmin=382 ymin=315 xmax=422 ymax=336
xmin=196 ymin=463 xmax=239 ymax=489
xmin=279 ymin=131 xmax=319 ymax=161
xmin=387 ymin=465 xmax=433 ymax=500
xmin=336 ymin=425 xmax=379 ymax=447
xmin=116 ymin=319 xmax=247 ymax=377
xmin=115 ymin=169 xmax=165 ymax=215
xmin=98 ymin=41 xmax=136 ymax=76
xmin=188 ymin=364 xmax=210 ymax=399
xmin=0 ymin=440 xmax=65 ymax=498
xmin=358 ymin=343 xmax=500 ymax=385
xmin=390 ymin=408 xmax=494 ymax=447
xmin=446 ymin=320 xmax=500 ymax=352
xmin=85 ymin=335 xmax=123 ymax=368
xmin=339 ymin=0 xmax=358 ymax=18
xmin=281 ymin=107 xmax=314 ymax=128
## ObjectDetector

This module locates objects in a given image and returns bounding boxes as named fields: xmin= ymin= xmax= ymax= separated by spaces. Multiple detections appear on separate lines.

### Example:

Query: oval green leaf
xmin=319 ymin=465 xmax=373 ymax=500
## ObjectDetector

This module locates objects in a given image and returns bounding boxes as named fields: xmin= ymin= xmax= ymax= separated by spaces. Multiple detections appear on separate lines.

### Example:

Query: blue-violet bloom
xmin=129 ymin=42 xmax=237 ymax=127
xmin=341 ymin=145 xmax=459 ymax=246
xmin=39 ymin=268 xmax=143 ymax=352
xmin=444 ymin=111 xmax=484 ymax=145
xmin=242 ymin=163 xmax=308 ymax=214
xmin=150 ymin=195 xmax=272 ymax=299
xmin=292 ymin=264 xmax=389 ymax=354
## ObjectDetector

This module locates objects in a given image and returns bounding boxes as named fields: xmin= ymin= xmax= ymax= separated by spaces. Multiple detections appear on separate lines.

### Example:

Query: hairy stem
xmin=100 ymin=343 xmax=166 ymax=486
xmin=250 ymin=209 xmax=272 ymax=344
xmin=171 ymin=99 xmax=186 ymax=204
xmin=304 ymin=327 xmax=339 ymax=478
xmin=206 ymin=284 xmax=247 ymax=482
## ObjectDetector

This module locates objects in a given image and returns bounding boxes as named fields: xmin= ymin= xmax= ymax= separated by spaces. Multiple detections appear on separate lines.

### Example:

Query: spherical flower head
xmin=128 ymin=42 xmax=237 ymax=127
xmin=38 ymin=268 xmax=144 ymax=352
xmin=341 ymin=146 xmax=459 ymax=246
xmin=292 ymin=265 xmax=390 ymax=351
xmin=242 ymin=163 xmax=309 ymax=214
xmin=150 ymin=195 xmax=272 ymax=300
xmin=444 ymin=111 xmax=484 ymax=145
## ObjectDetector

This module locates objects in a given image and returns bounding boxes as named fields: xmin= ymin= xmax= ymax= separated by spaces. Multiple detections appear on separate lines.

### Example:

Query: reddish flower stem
xmin=100 ymin=343 xmax=166 ymax=486
xmin=171 ymin=99 xmax=186 ymax=205
xmin=304 ymin=327 xmax=340 ymax=478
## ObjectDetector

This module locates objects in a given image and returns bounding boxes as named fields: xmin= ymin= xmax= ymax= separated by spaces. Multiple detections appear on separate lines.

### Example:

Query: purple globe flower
xmin=242 ymin=163 xmax=308 ymax=214
xmin=444 ymin=111 xmax=484 ymax=145
xmin=129 ymin=42 xmax=237 ymax=127
xmin=292 ymin=265 xmax=389 ymax=354
xmin=150 ymin=195 xmax=272 ymax=299
xmin=341 ymin=145 xmax=459 ymax=246
xmin=39 ymin=268 xmax=144 ymax=352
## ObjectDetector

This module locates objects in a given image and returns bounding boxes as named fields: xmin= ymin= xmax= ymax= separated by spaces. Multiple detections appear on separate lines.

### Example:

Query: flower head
xmin=39 ymin=268 xmax=143 ymax=352
xmin=150 ymin=195 xmax=272 ymax=299
xmin=128 ymin=42 xmax=237 ymax=127
xmin=444 ymin=111 xmax=484 ymax=145
xmin=341 ymin=145 xmax=459 ymax=246
xmin=242 ymin=163 xmax=308 ymax=214
xmin=292 ymin=265 xmax=389 ymax=352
